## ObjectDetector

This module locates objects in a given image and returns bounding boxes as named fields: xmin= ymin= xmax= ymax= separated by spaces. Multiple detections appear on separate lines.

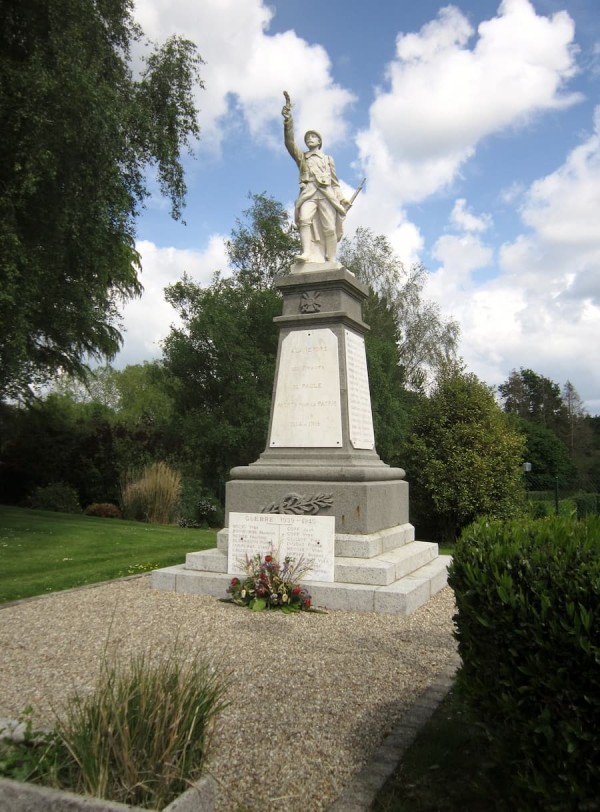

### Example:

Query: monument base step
xmin=186 ymin=539 xmax=438 ymax=587
xmin=151 ymin=554 xmax=451 ymax=616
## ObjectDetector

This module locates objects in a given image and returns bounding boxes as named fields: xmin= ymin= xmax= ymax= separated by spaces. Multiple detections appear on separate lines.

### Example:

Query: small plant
xmin=121 ymin=462 xmax=182 ymax=524
xmin=0 ymin=707 xmax=67 ymax=787
xmin=227 ymin=549 xmax=313 ymax=612
xmin=26 ymin=483 xmax=81 ymax=514
xmin=84 ymin=503 xmax=123 ymax=519
xmin=0 ymin=652 xmax=229 ymax=809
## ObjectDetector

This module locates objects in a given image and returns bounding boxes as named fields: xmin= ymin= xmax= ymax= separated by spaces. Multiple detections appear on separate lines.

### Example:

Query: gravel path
xmin=0 ymin=577 xmax=457 ymax=811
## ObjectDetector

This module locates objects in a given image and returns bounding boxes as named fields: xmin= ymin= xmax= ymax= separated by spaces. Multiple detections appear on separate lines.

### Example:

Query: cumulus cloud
xmin=116 ymin=236 xmax=229 ymax=367
xmin=133 ymin=0 xmax=355 ymax=152
xmin=427 ymin=106 xmax=600 ymax=408
xmin=355 ymin=0 xmax=581 ymax=237
xmin=450 ymin=198 xmax=492 ymax=233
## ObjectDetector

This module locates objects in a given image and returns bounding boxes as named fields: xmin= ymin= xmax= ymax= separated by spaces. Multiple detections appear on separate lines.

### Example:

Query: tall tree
xmin=162 ymin=275 xmax=281 ymax=491
xmin=338 ymin=228 xmax=460 ymax=391
xmin=0 ymin=0 xmax=203 ymax=398
xmin=226 ymin=193 xmax=300 ymax=289
xmin=160 ymin=194 xmax=299 ymax=488
xmin=516 ymin=419 xmax=578 ymax=490
xmin=562 ymin=380 xmax=589 ymax=454
xmin=499 ymin=369 xmax=568 ymax=434
xmin=406 ymin=362 xmax=525 ymax=543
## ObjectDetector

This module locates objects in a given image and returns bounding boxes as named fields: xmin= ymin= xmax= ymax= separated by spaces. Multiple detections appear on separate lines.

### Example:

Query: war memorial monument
xmin=152 ymin=94 xmax=450 ymax=614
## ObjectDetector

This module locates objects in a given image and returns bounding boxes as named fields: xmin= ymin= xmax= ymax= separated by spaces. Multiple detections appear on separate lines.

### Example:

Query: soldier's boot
xmin=295 ymin=224 xmax=313 ymax=262
xmin=323 ymin=231 xmax=338 ymax=262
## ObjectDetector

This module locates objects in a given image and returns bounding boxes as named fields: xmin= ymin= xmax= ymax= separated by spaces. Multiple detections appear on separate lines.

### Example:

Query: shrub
xmin=177 ymin=479 xmax=223 ymax=528
xmin=1 ymin=652 xmax=229 ymax=809
xmin=121 ymin=462 xmax=181 ymax=524
xmin=574 ymin=492 xmax=598 ymax=519
xmin=448 ymin=516 xmax=600 ymax=810
xmin=84 ymin=503 xmax=123 ymax=519
xmin=529 ymin=499 xmax=550 ymax=518
xmin=26 ymin=483 xmax=81 ymax=514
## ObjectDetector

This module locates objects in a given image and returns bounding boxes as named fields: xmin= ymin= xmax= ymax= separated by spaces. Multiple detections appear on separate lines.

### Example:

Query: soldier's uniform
xmin=283 ymin=118 xmax=347 ymax=262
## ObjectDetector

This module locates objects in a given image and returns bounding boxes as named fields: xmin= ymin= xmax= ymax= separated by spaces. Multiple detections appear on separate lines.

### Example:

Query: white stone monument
xmin=152 ymin=95 xmax=450 ymax=614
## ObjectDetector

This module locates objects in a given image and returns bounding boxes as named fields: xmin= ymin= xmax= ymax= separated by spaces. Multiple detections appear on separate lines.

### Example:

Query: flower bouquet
xmin=227 ymin=549 xmax=313 ymax=612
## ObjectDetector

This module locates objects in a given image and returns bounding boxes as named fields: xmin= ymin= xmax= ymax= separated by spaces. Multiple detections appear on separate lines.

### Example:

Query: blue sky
xmin=123 ymin=0 xmax=600 ymax=414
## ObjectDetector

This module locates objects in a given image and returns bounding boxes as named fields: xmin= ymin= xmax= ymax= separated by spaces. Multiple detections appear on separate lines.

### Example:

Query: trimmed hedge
xmin=448 ymin=516 xmax=600 ymax=811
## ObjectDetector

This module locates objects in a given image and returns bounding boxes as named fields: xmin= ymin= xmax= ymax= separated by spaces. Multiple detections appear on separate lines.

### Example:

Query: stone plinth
xmin=152 ymin=264 xmax=449 ymax=615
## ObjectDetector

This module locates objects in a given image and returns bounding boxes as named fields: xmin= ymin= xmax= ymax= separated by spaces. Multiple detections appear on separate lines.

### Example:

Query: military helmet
xmin=304 ymin=130 xmax=322 ymax=148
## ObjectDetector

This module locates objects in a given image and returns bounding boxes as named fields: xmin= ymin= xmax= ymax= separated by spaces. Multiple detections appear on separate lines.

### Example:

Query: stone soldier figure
xmin=282 ymin=91 xmax=351 ymax=264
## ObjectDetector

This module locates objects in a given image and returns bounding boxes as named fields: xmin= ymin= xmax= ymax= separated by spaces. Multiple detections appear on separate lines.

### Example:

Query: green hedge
xmin=448 ymin=516 xmax=600 ymax=810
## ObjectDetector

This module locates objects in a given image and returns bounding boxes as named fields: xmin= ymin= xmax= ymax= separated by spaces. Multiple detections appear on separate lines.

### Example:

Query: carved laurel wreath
xmin=261 ymin=492 xmax=333 ymax=515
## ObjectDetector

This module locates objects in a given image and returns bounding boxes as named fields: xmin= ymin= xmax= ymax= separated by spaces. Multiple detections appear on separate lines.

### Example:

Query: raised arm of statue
xmin=282 ymin=91 xmax=302 ymax=166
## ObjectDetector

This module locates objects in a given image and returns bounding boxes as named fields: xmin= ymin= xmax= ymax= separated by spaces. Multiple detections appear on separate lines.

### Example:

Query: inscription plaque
xmin=345 ymin=329 xmax=375 ymax=449
xmin=269 ymin=328 xmax=342 ymax=447
xmin=228 ymin=512 xmax=335 ymax=582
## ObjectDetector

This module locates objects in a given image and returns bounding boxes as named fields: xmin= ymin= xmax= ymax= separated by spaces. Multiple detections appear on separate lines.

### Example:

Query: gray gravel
xmin=0 ymin=577 xmax=457 ymax=811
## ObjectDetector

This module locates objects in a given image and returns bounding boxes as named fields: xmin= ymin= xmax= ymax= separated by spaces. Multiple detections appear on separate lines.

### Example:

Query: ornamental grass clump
xmin=0 ymin=652 xmax=229 ymax=809
xmin=121 ymin=461 xmax=182 ymax=524
xmin=55 ymin=651 xmax=228 ymax=809
xmin=227 ymin=550 xmax=313 ymax=612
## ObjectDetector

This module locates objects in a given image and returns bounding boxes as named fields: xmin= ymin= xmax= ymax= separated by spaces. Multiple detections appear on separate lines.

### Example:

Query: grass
xmin=121 ymin=461 xmax=182 ymax=524
xmin=0 ymin=505 xmax=216 ymax=604
xmin=372 ymin=688 xmax=514 ymax=812
xmin=0 ymin=650 xmax=229 ymax=809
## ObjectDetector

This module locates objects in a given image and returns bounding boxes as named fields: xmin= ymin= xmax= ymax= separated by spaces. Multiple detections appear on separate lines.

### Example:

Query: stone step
xmin=186 ymin=548 xmax=228 ymax=572
xmin=186 ymin=540 xmax=437 ymax=585
xmin=307 ymin=555 xmax=451 ymax=615
xmin=216 ymin=524 xmax=416 ymax=558
xmin=334 ymin=541 xmax=438 ymax=586
xmin=151 ymin=555 xmax=452 ymax=616
xmin=334 ymin=524 xmax=415 ymax=557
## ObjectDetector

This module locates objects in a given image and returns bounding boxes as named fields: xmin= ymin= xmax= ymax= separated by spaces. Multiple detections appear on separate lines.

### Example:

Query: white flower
xmin=241 ymin=589 xmax=246 ymax=598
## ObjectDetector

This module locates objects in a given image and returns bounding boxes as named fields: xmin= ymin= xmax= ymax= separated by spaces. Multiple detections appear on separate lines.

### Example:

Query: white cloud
xmin=354 ymin=0 xmax=581 ymax=240
xmin=116 ymin=236 xmax=229 ymax=367
xmin=521 ymin=106 xmax=600 ymax=254
xmin=450 ymin=198 xmax=492 ymax=233
xmin=426 ymin=105 xmax=600 ymax=410
xmin=133 ymin=0 xmax=355 ymax=152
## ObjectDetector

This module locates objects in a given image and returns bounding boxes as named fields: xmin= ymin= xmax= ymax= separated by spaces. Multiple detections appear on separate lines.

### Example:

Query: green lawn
xmin=0 ymin=506 xmax=217 ymax=603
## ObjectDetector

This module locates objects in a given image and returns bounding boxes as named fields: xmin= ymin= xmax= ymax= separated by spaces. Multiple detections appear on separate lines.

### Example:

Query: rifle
xmin=346 ymin=177 xmax=366 ymax=209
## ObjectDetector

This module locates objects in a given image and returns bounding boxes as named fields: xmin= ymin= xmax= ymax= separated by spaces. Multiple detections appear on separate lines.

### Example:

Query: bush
xmin=1 ymin=652 xmax=229 ymax=809
xmin=26 ymin=483 xmax=81 ymax=514
xmin=574 ymin=492 xmax=598 ymax=519
xmin=121 ymin=462 xmax=181 ymax=524
xmin=177 ymin=479 xmax=223 ymax=528
xmin=84 ymin=503 xmax=123 ymax=519
xmin=529 ymin=499 xmax=550 ymax=518
xmin=448 ymin=516 xmax=600 ymax=810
